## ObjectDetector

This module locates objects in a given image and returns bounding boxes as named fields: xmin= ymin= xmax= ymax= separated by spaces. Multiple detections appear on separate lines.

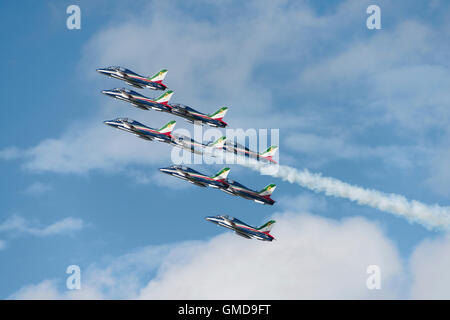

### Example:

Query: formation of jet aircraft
xmin=206 ymin=215 xmax=276 ymax=241
xmin=102 ymin=85 xmax=228 ymax=127
xmin=99 ymin=66 xmax=278 ymax=241
xmin=159 ymin=165 xmax=276 ymax=205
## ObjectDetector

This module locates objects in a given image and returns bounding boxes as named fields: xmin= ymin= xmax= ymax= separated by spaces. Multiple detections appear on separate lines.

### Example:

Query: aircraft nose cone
xmin=159 ymin=168 xmax=170 ymax=173
xmin=96 ymin=68 xmax=110 ymax=75
xmin=103 ymin=120 xmax=114 ymax=126
xmin=101 ymin=90 xmax=114 ymax=96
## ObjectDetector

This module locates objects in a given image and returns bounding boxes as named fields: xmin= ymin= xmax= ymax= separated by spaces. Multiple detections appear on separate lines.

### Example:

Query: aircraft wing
xmin=126 ymin=81 xmax=144 ymax=89
xmin=191 ymin=181 xmax=208 ymax=188
xmin=171 ymin=105 xmax=190 ymax=115
xmin=234 ymin=230 xmax=252 ymax=239
xmin=132 ymin=103 xmax=150 ymax=111
xmin=136 ymin=133 xmax=154 ymax=141
xmin=173 ymin=168 xmax=208 ymax=187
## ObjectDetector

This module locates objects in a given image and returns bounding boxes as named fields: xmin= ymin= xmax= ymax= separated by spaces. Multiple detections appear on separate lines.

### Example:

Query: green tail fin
xmin=260 ymin=146 xmax=278 ymax=157
xmin=257 ymin=220 xmax=276 ymax=232
xmin=209 ymin=136 xmax=227 ymax=149
xmin=212 ymin=167 xmax=230 ymax=180
xmin=158 ymin=120 xmax=176 ymax=134
xmin=209 ymin=107 xmax=228 ymax=120
xmin=149 ymin=69 xmax=168 ymax=83
xmin=259 ymin=184 xmax=276 ymax=196
xmin=155 ymin=90 xmax=174 ymax=104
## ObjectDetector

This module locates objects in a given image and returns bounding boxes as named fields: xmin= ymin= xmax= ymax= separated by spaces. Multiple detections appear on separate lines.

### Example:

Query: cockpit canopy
xmin=171 ymin=104 xmax=203 ymax=114
xmin=108 ymin=66 xmax=126 ymax=71
xmin=116 ymin=117 xmax=133 ymax=123
xmin=173 ymin=165 xmax=189 ymax=171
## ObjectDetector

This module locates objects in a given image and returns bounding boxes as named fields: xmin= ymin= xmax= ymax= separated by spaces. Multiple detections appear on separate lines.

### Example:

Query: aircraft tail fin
xmin=259 ymin=184 xmax=276 ymax=196
xmin=212 ymin=167 xmax=230 ymax=181
xmin=148 ymin=69 xmax=168 ymax=83
xmin=155 ymin=90 xmax=174 ymax=104
xmin=260 ymin=146 xmax=278 ymax=161
xmin=209 ymin=107 xmax=228 ymax=120
xmin=209 ymin=136 xmax=227 ymax=149
xmin=257 ymin=220 xmax=276 ymax=233
xmin=157 ymin=120 xmax=176 ymax=135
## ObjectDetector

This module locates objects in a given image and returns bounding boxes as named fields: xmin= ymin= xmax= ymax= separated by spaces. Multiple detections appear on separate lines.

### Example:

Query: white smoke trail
xmin=252 ymin=161 xmax=450 ymax=231
xmin=203 ymin=149 xmax=450 ymax=231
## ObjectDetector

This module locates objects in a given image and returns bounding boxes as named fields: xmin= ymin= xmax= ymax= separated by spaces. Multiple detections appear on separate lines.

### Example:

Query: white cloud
xmin=22 ymin=182 xmax=52 ymax=195
xmin=19 ymin=118 xmax=174 ymax=175
xmin=0 ymin=215 xmax=84 ymax=237
xmin=285 ymin=132 xmax=429 ymax=170
xmin=426 ymin=142 xmax=450 ymax=195
xmin=138 ymin=213 xmax=403 ymax=299
xmin=10 ymin=211 xmax=405 ymax=299
xmin=409 ymin=235 xmax=450 ymax=299
xmin=11 ymin=206 xmax=450 ymax=300
xmin=0 ymin=147 xmax=21 ymax=160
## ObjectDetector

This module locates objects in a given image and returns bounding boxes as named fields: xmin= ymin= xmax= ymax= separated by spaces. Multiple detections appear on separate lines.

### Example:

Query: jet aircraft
xmin=223 ymin=180 xmax=276 ymax=205
xmin=159 ymin=165 xmax=230 ymax=188
xmin=169 ymin=104 xmax=228 ymax=128
xmin=101 ymin=88 xmax=174 ymax=112
xmin=103 ymin=118 xmax=176 ymax=143
xmin=170 ymin=134 xmax=227 ymax=156
xmin=208 ymin=136 xmax=279 ymax=164
xmin=96 ymin=67 xmax=168 ymax=90
xmin=205 ymin=215 xmax=276 ymax=241
xmin=170 ymin=134 xmax=210 ymax=155
xmin=159 ymin=165 xmax=276 ymax=205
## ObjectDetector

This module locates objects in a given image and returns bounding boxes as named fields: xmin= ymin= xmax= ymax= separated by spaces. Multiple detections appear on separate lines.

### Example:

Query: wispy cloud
xmin=0 ymin=147 xmax=21 ymax=160
xmin=0 ymin=215 xmax=84 ymax=237
xmin=22 ymin=182 xmax=52 ymax=196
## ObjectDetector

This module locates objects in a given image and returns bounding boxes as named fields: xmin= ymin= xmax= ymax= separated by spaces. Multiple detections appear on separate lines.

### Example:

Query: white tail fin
xmin=149 ymin=69 xmax=168 ymax=83
xmin=157 ymin=120 xmax=176 ymax=135
xmin=260 ymin=146 xmax=278 ymax=158
xmin=155 ymin=90 xmax=174 ymax=104
xmin=257 ymin=220 xmax=276 ymax=233
xmin=209 ymin=107 xmax=228 ymax=120
xmin=209 ymin=136 xmax=227 ymax=149
xmin=259 ymin=184 xmax=276 ymax=196
xmin=212 ymin=167 xmax=230 ymax=181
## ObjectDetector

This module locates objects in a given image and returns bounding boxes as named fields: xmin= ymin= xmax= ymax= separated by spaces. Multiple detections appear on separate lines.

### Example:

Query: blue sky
xmin=1 ymin=0 xmax=450 ymax=299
